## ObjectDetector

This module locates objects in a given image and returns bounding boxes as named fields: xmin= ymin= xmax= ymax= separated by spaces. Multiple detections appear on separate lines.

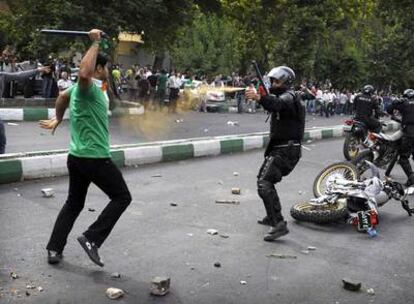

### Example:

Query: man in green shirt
xmin=156 ymin=69 xmax=168 ymax=110
xmin=40 ymin=29 xmax=132 ymax=267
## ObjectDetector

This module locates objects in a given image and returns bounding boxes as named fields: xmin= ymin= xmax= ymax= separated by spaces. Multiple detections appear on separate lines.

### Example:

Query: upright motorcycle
xmin=343 ymin=118 xmax=369 ymax=161
xmin=353 ymin=117 xmax=402 ymax=176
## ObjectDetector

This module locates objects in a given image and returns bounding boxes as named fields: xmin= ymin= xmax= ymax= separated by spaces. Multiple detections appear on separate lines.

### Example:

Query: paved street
xmin=1 ymin=138 xmax=413 ymax=304
xmin=3 ymin=111 xmax=350 ymax=154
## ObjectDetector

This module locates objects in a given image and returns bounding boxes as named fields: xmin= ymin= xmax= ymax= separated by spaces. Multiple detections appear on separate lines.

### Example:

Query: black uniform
xmin=353 ymin=92 xmax=381 ymax=132
xmin=387 ymin=98 xmax=414 ymax=184
xmin=257 ymin=89 xmax=305 ymax=225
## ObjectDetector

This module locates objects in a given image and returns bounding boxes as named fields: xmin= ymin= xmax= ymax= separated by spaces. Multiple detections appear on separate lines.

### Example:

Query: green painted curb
xmin=111 ymin=150 xmax=125 ymax=168
xmin=23 ymin=108 xmax=48 ymax=121
xmin=162 ymin=144 xmax=194 ymax=162
xmin=321 ymin=129 xmax=334 ymax=138
xmin=0 ymin=159 xmax=22 ymax=183
xmin=220 ymin=139 xmax=244 ymax=154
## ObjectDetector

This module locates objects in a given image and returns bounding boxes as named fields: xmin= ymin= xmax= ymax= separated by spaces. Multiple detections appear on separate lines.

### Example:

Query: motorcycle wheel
xmin=353 ymin=150 xmax=374 ymax=175
xmin=313 ymin=162 xmax=360 ymax=197
xmin=290 ymin=199 xmax=348 ymax=224
xmin=343 ymin=133 xmax=363 ymax=161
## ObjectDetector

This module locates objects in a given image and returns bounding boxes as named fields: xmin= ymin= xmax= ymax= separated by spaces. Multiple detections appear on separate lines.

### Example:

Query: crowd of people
xmin=0 ymin=46 xmax=76 ymax=99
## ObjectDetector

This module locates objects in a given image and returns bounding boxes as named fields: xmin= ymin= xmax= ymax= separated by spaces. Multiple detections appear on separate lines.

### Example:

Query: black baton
xmin=40 ymin=29 xmax=109 ymax=39
xmin=251 ymin=60 xmax=269 ymax=95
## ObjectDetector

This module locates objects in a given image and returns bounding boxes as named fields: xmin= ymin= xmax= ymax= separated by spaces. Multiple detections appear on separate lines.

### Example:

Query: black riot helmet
xmin=403 ymin=89 xmax=414 ymax=99
xmin=363 ymin=85 xmax=375 ymax=95
xmin=267 ymin=66 xmax=295 ymax=87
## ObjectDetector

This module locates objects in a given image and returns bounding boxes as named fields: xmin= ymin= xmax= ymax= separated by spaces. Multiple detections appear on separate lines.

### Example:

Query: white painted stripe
xmin=308 ymin=129 xmax=322 ymax=140
xmin=193 ymin=140 xmax=221 ymax=157
xmin=128 ymin=107 xmax=145 ymax=115
xmin=332 ymin=126 xmax=344 ymax=137
xmin=124 ymin=146 xmax=163 ymax=166
xmin=48 ymin=109 xmax=70 ymax=120
xmin=0 ymin=109 xmax=24 ymax=121
xmin=50 ymin=153 xmax=68 ymax=176
xmin=243 ymin=136 xmax=264 ymax=151
xmin=21 ymin=155 xmax=53 ymax=179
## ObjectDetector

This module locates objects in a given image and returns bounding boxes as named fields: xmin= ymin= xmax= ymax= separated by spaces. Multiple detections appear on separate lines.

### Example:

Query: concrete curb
xmin=0 ymin=121 xmax=400 ymax=184
xmin=0 ymin=107 xmax=145 ymax=121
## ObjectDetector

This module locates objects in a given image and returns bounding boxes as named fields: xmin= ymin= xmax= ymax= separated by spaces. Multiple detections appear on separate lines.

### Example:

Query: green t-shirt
xmin=157 ymin=74 xmax=168 ymax=91
xmin=68 ymin=83 xmax=110 ymax=158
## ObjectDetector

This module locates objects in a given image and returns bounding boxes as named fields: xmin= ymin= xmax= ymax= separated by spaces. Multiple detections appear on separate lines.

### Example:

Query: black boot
xmin=264 ymin=221 xmax=289 ymax=242
xmin=406 ymin=174 xmax=414 ymax=187
xmin=257 ymin=216 xmax=272 ymax=226
xmin=47 ymin=250 xmax=63 ymax=265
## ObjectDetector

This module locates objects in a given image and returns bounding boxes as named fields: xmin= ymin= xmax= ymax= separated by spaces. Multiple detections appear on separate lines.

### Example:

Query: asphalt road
xmin=1 ymin=137 xmax=413 ymax=304
xmin=3 ymin=111 xmax=350 ymax=154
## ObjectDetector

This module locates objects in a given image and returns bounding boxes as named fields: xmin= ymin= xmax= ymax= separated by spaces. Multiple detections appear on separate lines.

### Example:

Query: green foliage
xmin=171 ymin=13 xmax=244 ymax=76
xmin=1 ymin=0 xmax=413 ymax=91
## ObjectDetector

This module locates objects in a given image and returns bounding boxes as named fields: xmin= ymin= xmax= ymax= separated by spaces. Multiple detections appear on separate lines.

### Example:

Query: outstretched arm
xmin=2 ymin=66 xmax=50 ymax=82
xmin=39 ymin=88 xmax=72 ymax=135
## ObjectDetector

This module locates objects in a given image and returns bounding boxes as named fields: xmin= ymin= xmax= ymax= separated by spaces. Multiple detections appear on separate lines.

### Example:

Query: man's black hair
xmin=95 ymin=52 xmax=109 ymax=69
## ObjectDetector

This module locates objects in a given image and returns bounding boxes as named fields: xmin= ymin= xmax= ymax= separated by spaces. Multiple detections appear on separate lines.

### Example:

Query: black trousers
xmin=257 ymin=145 xmax=301 ymax=225
xmin=46 ymin=155 xmax=132 ymax=253
xmin=398 ymin=136 xmax=414 ymax=179
xmin=0 ymin=120 xmax=5 ymax=154
xmin=169 ymin=88 xmax=179 ymax=113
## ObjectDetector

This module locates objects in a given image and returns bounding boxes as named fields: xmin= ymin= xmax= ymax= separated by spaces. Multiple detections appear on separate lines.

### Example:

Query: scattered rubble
xmin=215 ymin=199 xmax=240 ymax=205
xmin=10 ymin=272 xmax=19 ymax=279
xmin=37 ymin=286 xmax=43 ymax=292
xmin=266 ymin=253 xmax=297 ymax=259
xmin=110 ymin=272 xmax=121 ymax=279
xmin=207 ymin=229 xmax=218 ymax=235
xmin=366 ymin=288 xmax=375 ymax=295
xmin=106 ymin=287 xmax=125 ymax=299
xmin=231 ymin=188 xmax=241 ymax=195
xmin=227 ymin=121 xmax=239 ymax=126
xmin=41 ymin=188 xmax=55 ymax=198
xmin=150 ymin=276 xmax=170 ymax=296
xmin=342 ymin=278 xmax=362 ymax=292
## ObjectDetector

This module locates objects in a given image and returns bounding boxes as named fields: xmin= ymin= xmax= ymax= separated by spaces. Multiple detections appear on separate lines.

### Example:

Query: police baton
xmin=40 ymin=29 xmax=109 ymax=39
xmin=251 ymin=60 xmax=269 ymax=95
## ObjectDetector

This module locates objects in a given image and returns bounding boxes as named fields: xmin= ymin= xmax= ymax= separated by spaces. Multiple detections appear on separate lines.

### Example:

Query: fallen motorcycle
xmin=291 ymin=161 xmax=413 ymax=236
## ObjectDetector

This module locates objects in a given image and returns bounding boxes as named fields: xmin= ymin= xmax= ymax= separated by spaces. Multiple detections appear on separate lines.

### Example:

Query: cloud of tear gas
xmin=117 ymin=85 xmax=246 ymax=139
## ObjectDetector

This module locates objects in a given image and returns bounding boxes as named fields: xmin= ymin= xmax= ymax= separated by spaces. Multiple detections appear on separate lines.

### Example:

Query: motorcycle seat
xmin=372 ymin=130 xmax=403 ymax=142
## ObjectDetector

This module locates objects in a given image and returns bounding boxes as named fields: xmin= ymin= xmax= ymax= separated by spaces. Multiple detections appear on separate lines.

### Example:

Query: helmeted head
xmin=363 ymin=84 xmax=374 ymax=95
xmin=403 ymin=89 xmax=414 ymax=99
xmin=267 ymin=66 xmax=295 ymax=89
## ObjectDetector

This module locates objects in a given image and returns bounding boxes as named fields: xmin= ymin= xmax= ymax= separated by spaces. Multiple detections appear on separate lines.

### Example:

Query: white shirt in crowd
xmin=57 ymin=78 xmax=73 ymax=91
xmin=168 ymin=75 xmax=181 ymax=89
xmin=316 ymin=89 xmax=323 ymax=100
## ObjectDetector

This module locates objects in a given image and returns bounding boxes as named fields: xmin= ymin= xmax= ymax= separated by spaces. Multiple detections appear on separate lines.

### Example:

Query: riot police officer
xmin=386 ymin=89 xmax=414 ymax=186
xmin=245 ymin=66 xmax=305 ymax=241
xmin=353 ymin=84 xmax=381 ymax=133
